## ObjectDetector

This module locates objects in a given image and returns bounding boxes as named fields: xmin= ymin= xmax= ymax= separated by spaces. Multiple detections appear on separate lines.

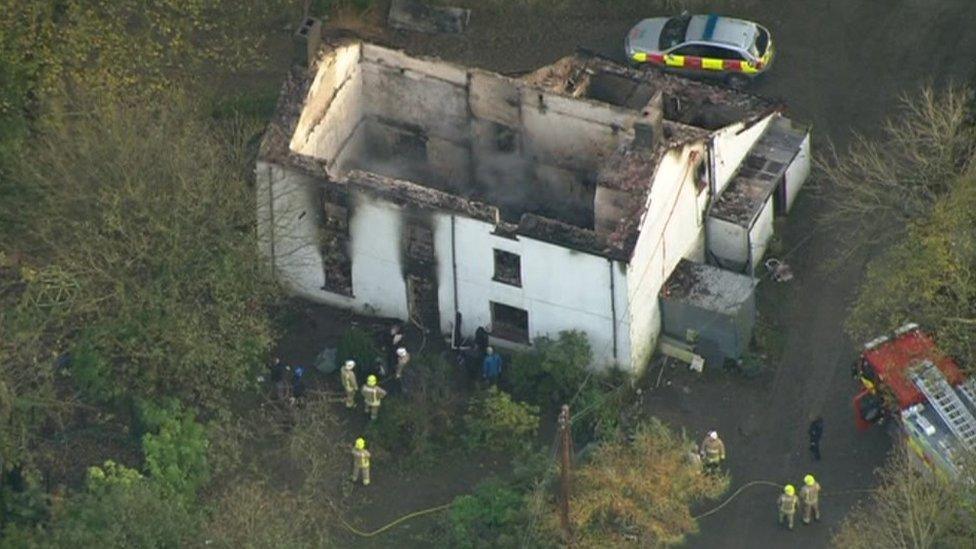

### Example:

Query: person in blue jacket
xmin=482 ymin=346 xmax=502 ymax=385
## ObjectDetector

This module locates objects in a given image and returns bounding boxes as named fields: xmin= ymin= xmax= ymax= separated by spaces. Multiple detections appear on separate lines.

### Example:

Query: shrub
xmin=335 ymin=326 xmax=381 ymax=372
xmin=449 ymin=479 xmax=527 ymax=549
xmin=508 ymin=330 xmax=592 ymax=407
xmin=565 ymin=419 xmax=728 ymax=546
xmin=366 ymin=353 xmax=460 ymax=464
xmin=137 ymin=399 xmax=210 ymax=501
xmin=463 ymin=387 xmax=539 ymax=453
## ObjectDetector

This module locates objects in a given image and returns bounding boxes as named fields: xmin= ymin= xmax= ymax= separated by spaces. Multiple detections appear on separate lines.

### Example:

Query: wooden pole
xmin=558 ymin=404 xmax=573 ymax=542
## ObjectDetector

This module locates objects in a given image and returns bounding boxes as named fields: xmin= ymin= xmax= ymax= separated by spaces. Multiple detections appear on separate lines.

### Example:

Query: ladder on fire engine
xmin=958 ymin=377 xmax=976 ymax=413
xmin=910 ymin=362 xmax=976 ymax=452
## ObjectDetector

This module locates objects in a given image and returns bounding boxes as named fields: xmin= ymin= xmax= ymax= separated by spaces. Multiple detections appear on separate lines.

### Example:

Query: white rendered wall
xmin=711 ymin=113 xmax=774 ymax=196
xmin=748 ymin=196 xmax=775 ymax=274
xmin=706 ymin=216 xmax=748 ymax=270
xmin=625 ymin=142 xmax=709 ymax=375
xmin=783 ymin=132 xmax=811 ymax=213
xmin=435 ymin=214 xmax=631 ymax=371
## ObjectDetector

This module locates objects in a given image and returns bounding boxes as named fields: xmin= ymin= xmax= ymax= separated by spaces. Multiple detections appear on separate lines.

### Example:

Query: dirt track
xmin=321 ymin=0 xmax=976 ymax=545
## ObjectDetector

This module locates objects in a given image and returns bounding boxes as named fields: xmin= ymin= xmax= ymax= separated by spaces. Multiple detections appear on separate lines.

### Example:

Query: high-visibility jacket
xmin=362 ymin=385 xmax=387 ymax=406
xmin=800 ymin=483 xmax=820 ymax=505
xmin=352 ymin=448 xmax=370 ymax=468
xmin=341 ymin=369 xmax=357 ymax=392
xmin=779 ymin=493 xmax=798 ymax=513
xmin=701 ymin=438 xmax=726 ymax=462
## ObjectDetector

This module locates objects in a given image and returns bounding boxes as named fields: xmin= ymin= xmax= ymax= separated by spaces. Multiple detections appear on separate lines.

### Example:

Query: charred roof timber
xmin=259 ymin=39 xmax=778 ymax=261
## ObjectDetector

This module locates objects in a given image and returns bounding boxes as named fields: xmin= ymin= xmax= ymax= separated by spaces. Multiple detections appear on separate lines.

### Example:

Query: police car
xmin=625 ymin=14 xmax=773 ymax=89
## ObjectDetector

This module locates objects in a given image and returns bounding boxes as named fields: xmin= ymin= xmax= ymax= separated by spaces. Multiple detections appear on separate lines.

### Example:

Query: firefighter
xmin=394 ymin=347 xmax=410 ymax=379
xmin=351 ymin=437 xmax=371 ymax=486
xmin=340 ymin=360 xmax=358 ymax=409
xmin=361 ymin=375 xmax=387 ymax=420
xmin=699 ymin=431 xmax=726 ymax=473
xmin=800 ymin=474 xmax=821 ymax=524
xmin=778 ymin=484 xmax=799 ymax=530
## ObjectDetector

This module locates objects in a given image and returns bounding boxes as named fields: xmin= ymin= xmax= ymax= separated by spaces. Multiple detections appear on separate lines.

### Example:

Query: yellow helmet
xmin=367 ymin=375 xmax=377 ymax=386
xmin=784 ymin=484 xmax=795 ymax=496
xmin=804 ymin=475 xmax=815 ymax=486
xmin=355 ymin=438 xmax=366 ymax=449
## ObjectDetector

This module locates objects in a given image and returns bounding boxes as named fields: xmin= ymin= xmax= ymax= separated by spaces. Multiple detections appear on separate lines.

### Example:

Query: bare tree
xmin=816 ymin=85 xmax=976 ymax=254
xmin=833 ymin=448 xmax=976 ymax=549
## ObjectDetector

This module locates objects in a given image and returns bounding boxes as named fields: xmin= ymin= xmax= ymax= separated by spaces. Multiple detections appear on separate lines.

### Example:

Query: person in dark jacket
xmin=808 ymin=417 xmax=823 ymax=461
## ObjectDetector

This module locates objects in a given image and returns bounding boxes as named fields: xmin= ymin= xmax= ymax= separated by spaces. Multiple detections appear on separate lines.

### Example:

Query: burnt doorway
xmin=407 ymin=275 xmax=439 ymax=332
xmin=402 ymin=218 xmax=440 ymax=333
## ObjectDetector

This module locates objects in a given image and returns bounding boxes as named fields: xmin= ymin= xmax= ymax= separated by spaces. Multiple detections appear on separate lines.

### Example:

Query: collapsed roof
xmin=259 ymin=39 xmax=781 ymax=261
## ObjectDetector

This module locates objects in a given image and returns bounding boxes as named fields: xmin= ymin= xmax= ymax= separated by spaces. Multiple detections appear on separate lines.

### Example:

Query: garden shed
xmin=659 ymin=259 xmax=758 ymax=365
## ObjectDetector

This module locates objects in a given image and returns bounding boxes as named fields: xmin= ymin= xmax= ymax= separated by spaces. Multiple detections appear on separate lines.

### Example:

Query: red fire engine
xmin=853 ymin=323 xmax=976 ymax=477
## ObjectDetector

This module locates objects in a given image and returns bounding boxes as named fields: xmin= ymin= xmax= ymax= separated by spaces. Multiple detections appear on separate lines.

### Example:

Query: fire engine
xmin=853 ymin=323 xmax=976 ymax=478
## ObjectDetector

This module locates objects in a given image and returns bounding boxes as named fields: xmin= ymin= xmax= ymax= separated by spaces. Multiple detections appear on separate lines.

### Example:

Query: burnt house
xmin=256 ymin=40 xmax=810 ymax=373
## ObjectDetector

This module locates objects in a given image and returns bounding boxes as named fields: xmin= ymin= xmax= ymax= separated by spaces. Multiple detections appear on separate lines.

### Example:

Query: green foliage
xmin=311 ymin=0 xmax=377 ymax=16
xmin=846 ymin=176 xmax=976 ymax=365
xmin=86 ymin=460 xmax=144 ymax=492
xmin=463 ymin=387 xmax=539 ymax=453
xmin=366 ymin=353 xmax=460 ymax=463
xmin=336 ymin=327 xmax=381 ymax=372
xmin=0 ymin=468 xmax=49 ymax=532
xmin=9 ymin=475 xmax=199 ymax=548
xmin=0 ymin=92 xmax=277 ymax=440
xmin=449 ymin=479 xmax=527 ymax=549
xmin=571 ymin=375 xmax=627 ymax=442
xmin=509 ymin=330 xmax=593 ymax=407
xmin=138 ymin=400 xmax=210 ymax=501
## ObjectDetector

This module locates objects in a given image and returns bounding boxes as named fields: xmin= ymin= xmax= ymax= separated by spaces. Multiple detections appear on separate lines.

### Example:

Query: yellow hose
xmin=336 ymin=482 xmax=876 ymax=537
xmin=337 ymin=501 xmax=454 ymax=537
xmin=693 ymin=481 xmax=877 ymax=520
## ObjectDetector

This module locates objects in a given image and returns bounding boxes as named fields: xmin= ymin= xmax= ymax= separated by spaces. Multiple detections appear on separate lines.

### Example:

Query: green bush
xmin=336 ymin=326 xmax=381 ymax=372
xmin=137 ymin=399 xmax=210 ymax=501
xmin=366 ymin=353 xmax=460 ymax=464
xmin=449 ymin=479 xmax=526 ymax=549
xmin=11 ymin=473 xmax=199 ymax=547
xmin=572 ymin=377 xmax=626 ymax=442
xmin=508 ymin=331 xmax=592 ymax=407
xmin=463 ymin=387 xmax=539 ymax=453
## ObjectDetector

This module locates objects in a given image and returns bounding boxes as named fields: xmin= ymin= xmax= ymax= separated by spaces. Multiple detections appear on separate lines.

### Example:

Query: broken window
xmin=493 ymin=123 xmax=517 ymax=153
xmin=393 ymin=131 xmax=428 ymax=163
xmin=493 ymin=249 xmax=521 ymax=287
xmin=491 ymin=302 xmax=529 ymax=343
xmin=695 ymin=157 xmax=708 ymax=193
xmin=403 ymin=221 xmax=435 ymax=265
xmin=320 ymin=195 xmax=353 ymax=296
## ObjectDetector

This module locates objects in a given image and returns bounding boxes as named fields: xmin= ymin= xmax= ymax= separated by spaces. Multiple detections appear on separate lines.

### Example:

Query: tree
xmin=0 ymin=91 xmax=277 ymax=468
xmin=833 ymin=448 xmax=976 ymax=548
xmin=846 ymin=175 xmax=976 ymax=365
xmin=544 ymin=419 xmax=727 ymax=547
xmin=816 ymin=85 xmax=976 ymax=254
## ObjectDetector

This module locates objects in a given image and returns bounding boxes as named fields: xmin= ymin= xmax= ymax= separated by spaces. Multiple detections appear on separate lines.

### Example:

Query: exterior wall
xmin=436 ymin=214 xmax=630 ymax=370
xmin=706 ymin=217 xmax=749 ymax=271
xmin=747 ymin=196 xmax=775 ymax=274
xmin=625 ymin=143 xmax=709 ymax=375
xmin=256 ymin=161 xmax=631 ymax=369
xmin=710 ymin=114 xmax=774 ymax=196
xmin=783 ymin=132 xmax=811 ymax=212
xmin=291 ymin=43 xmax=364 ymax=165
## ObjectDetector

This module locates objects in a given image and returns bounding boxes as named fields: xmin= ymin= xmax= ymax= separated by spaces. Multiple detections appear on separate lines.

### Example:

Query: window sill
xmin=492 ymin=276 xmax=522 ymax=288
